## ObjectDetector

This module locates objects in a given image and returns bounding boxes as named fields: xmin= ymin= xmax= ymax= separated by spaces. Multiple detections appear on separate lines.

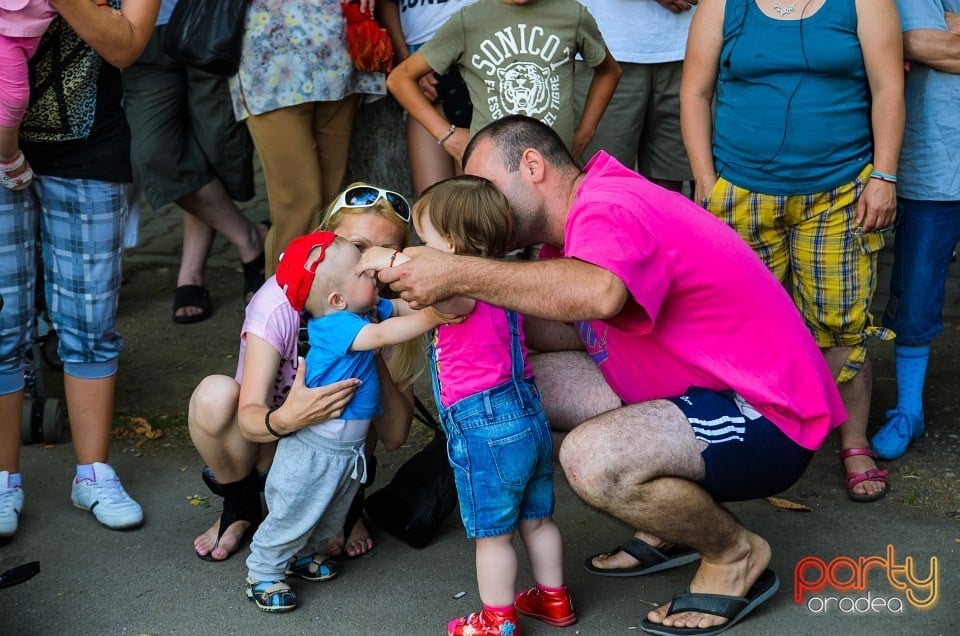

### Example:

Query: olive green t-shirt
xmin=419 ymin=0 xmax=607 ymax=149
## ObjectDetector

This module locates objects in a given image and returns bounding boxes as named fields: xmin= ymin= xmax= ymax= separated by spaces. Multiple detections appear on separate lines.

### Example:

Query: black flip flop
xmin=172 ymin=284 xmax=211 ymax=324
xmin=640 ymin=568 xmax=780 ymax=636
xmin=196 ymin=467 xmax=262 ymax=562
xmin=584 ymin=537 xmax=700 ymax=577
xmin=0 ymin=561 xmax=39 ymax=589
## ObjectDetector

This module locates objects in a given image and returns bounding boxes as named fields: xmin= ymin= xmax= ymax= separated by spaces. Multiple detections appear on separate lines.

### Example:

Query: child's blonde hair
xmin=413 ymin=176 xmax=513 ymax=258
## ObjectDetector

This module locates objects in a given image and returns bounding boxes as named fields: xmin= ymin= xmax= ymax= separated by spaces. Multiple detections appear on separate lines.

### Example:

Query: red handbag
xmin=341 ymin=2 xmax=394 ymax=74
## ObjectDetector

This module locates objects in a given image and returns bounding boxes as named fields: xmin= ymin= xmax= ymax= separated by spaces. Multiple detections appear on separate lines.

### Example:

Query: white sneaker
xmin=70 ymin=462 xmax=143 ymax=529
xmin=0 ymin=471 xmax=24 ymax=537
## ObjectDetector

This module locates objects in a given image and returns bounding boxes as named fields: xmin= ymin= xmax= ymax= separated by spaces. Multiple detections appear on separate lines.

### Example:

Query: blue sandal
xmin=246 ymin=577 xmax=297 ymax=612
xmin=285 ymin=553 xmax=338 ymax=582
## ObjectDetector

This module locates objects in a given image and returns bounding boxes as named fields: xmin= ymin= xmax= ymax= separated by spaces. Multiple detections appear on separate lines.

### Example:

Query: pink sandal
xmin=841 ymin=448 xmax=889 ymax=503
xmin=0 ymin=151 xmax=34 ymax=191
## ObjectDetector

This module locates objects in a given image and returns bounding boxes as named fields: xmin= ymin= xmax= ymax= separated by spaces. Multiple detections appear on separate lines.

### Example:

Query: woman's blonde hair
xmin=318 ymin=181 xmax=412 ymax=247
xmin=319 ymin=181 xmax=422 ymax=391
xmin=413 ymin=176 xmax=512 ymax=257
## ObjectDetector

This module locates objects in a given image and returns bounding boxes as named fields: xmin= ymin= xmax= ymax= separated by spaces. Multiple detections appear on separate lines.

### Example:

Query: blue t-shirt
xmin=895 ymin=0 xmax=960 ymax=201
xmin=303 ymin=297 xmax=394 ymax=420
xmin=713 ymin=0 xmax=871 ymax=194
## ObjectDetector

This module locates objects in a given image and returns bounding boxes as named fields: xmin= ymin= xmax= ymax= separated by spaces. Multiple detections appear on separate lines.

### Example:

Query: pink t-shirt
xmin=235 ymin=276 xmax=301 ymax=409
xmin=433 ymin=301 xmax=534 ymax=408
xmin=0 ymin=0 xmax=58 ymax=38
xmin=539 ymin=152 xmax=845 ymax=450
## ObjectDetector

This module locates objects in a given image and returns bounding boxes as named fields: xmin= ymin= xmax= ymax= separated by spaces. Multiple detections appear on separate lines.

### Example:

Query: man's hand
xmin=657 ymin=0 xmax=698 ymax=13
xmin=377 ymin=246 xmax=459 ymax=308
xmin=946 ymin=11 xmax=960 ymax=35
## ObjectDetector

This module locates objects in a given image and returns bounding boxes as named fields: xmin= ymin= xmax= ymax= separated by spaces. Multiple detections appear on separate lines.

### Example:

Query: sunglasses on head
xmin=330 ymin=185 xmax=411 ymax=224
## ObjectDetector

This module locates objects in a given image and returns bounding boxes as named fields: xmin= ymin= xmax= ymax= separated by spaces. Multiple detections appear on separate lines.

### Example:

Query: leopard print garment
xmin=20 ymin=1 xmax=121 ymax=143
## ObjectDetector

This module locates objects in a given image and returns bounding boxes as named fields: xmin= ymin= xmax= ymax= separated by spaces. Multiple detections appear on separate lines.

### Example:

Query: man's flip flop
xmin=584 ymin=537 xmax=700 ymax=577
xmin=639 ymin=568 xmax=780 ymax=636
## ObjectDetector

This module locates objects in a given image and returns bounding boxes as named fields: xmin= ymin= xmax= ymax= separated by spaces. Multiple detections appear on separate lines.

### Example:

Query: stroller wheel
xmin=42 ymin=398 xmax=65 ymax=442
xmin=20 ymin=398 xmax=40 ymax=444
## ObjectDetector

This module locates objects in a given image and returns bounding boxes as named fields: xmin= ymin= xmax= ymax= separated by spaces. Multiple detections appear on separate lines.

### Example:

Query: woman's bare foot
xmin=645 ymin=530 xmax=772 ymax=631
xmin=326 ymin=530 xmax=345 ymax=557
xmin=344 ymin=517 xmax=374 ymax=558
xmin=842 ymin=452 xmax=887 ymax=499
xmin=193 ymin=516 xmax=252 ymax=561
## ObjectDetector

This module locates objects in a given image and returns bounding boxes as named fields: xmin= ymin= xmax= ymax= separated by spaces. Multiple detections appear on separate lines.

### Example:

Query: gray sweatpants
xmin=246 ymin=428 xmax=366 ymax=582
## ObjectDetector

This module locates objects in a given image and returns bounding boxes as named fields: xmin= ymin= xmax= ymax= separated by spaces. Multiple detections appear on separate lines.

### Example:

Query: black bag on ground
xmin=365 ymin=433 xmax=458 ymax=549
xmin=161 ymin=0 xmax=251 ymax=76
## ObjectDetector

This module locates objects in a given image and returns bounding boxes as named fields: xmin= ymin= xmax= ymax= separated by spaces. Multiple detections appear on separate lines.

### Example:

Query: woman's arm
xmin=572 ymin=51 xmax=621 ymax=160
xmin=371 ymin=353 xmax=413 ymax=450
xmin=237 ymin=335 xmax=360 ymax=442
xmin=680 ymin=0 xmax=725 ymax=204
xmin=49 ymin=0 xmax=160 ymax=68
xmin=375 ymin=0 xmax=410 ymax=65
xmin=387 ymin=52 xmax=470 ymax=162
xmin=855 ymin=0 xmax=904 ymax=232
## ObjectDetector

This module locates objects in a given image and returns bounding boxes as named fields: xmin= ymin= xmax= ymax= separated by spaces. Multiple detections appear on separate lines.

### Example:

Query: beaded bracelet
xmin=388 ymin=249 xmax=400 ymax=267
xmin=437 ymin=124 xmax=456 ymax=146
xmin=264 ymin=407 xmax=290 ymax=438
xmin=869 ymin=170 xmax=898 ymax=184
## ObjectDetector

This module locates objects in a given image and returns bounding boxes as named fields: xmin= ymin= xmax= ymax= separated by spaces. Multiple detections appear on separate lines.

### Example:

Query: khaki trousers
xmin=245 ymin=96 xmax=358 ymax=274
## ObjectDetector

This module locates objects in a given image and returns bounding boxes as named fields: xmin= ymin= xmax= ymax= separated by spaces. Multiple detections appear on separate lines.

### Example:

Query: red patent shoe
xmin=447 ymin=606 xmax=521 ymax=636
xmin=515 ymin=584 xmax=577 ymax=627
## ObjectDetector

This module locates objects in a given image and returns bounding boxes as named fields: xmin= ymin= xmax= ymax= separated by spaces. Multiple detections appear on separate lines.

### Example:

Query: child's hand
xmin=423 ymin=306 xmax=466 ymax=326
xmin=357 ymin=246 xmax=400 ymax=274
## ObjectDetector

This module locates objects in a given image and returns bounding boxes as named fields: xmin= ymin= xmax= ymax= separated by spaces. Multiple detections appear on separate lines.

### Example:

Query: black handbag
xmin=365 ymin=432 xmax=459 ymax=549
xmin=161 ymin=0 xmax=251 ymax=76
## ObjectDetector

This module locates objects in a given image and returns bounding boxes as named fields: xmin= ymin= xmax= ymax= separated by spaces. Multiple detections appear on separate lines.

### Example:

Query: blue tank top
xmin=713 ymin=0 xmax=872 ymax=195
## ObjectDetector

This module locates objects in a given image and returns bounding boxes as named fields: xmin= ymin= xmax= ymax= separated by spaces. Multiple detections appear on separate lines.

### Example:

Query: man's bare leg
xmin=533 ymin=351 xmax=669 ymax=571
xmin=529 ymin=350 xmax=621 ymax=441
xmin=560 ymin=401 xmax=772 ymax=630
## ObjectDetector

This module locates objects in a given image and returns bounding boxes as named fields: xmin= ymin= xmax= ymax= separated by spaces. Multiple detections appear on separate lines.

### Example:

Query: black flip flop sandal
xmin=196 ymin=467 xmax=263 ymax=562
xmin=172 ymin=284 xmax=211 ymax=324
xmin=585 ymin=537 xmax=700 ymax=577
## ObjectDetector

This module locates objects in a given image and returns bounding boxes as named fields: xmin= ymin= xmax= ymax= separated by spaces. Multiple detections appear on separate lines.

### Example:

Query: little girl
xmin=0 ymin=0 xmax=58 ymax=190
xmin=363 ymin=175 xmax=576 ymax=636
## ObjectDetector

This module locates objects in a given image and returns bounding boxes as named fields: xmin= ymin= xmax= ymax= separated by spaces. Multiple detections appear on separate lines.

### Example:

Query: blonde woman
xmin=188 ymin=182 xmax=421 ymax=562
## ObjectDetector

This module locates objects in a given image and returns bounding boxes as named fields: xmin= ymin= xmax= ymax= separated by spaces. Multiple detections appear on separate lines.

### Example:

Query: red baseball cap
xmin=275 ymin=231 xmax=338 ymax=312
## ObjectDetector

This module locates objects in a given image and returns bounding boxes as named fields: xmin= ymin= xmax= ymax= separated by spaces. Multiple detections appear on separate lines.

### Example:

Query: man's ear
xmin=521 ymin=148 xmax=544 ymax=182
xmin=328 ymin=291 xmax=346 ymax=310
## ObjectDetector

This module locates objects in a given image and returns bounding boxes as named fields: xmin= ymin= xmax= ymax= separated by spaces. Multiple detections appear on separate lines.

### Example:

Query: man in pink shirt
xmin=380 ymin=116 xmax=846 ymax=636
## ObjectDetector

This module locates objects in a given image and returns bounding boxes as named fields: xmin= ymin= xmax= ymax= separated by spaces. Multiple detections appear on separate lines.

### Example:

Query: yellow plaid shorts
xmin=703 ymin=164 xmax=893 ymax=382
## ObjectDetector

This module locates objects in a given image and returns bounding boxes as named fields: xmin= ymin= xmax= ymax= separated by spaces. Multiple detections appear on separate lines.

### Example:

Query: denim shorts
xmin=668 ymin=387 xmax=814 ymax=503
xmin=440 ymin=378 xmax=555 ymax=539
xmin=882 ymin=198 xmax=960 ymax=344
